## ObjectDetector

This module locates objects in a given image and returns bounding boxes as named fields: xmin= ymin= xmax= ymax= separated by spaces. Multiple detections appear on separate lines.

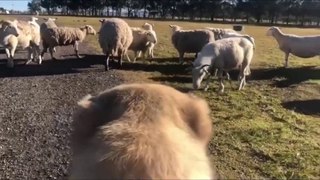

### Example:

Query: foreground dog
xmin=70 ymin=83 xmax=215 ymax=179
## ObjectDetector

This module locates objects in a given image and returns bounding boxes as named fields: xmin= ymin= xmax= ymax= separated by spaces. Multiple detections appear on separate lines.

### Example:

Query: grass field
xmin=2 ymin=15 xmax=320 ymax=179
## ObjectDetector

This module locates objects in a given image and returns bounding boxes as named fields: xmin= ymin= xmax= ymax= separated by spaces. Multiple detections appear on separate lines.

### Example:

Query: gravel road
xmin=0 ymin=44 xmax=124 ymax=179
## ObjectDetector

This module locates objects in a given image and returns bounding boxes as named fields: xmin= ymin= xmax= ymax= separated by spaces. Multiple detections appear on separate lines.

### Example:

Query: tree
xmin=28 ymin=0 xmax=41 ymax=13
xmin=40 ymin=0 xmax=57 ymax=15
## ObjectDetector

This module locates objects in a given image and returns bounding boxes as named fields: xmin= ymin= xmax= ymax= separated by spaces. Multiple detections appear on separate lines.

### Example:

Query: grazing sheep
xmin=0 ymin=19 xmax=42 ymax=67
xmin=141 ymin=23 xmax=157 ymax=59
xmin=267 ymin=26 xmax=320 ymax=67
xmin=41 ymin=25 xmax=96 ymax=60
xmin=98 ymin=18 xmax=133 ymax=71
xmin=192 ymin=37 xmax=254 ymax=93
xmin=126 ymin=27 xmax=157 ymax=62
xmin=169 ymin=25 xmax=215 ymax=64
xmin=40 ymin=17 xmax=58 ymax=58
xmin=70 ymin=83 xmax=216 ymax=179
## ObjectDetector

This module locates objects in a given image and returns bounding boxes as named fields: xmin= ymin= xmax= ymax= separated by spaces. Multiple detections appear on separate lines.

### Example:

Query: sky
xmin=0 ymin=0 xmax=31 ymax=11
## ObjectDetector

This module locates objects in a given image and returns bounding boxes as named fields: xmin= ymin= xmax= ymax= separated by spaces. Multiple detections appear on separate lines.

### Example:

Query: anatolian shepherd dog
xmin=70 ymin=83 xmax=216 ymax=179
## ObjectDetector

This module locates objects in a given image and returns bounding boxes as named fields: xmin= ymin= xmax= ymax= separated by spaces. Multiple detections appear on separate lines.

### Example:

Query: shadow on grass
xmin=0 ymin=54 xmax=106 ymax=77
xmin=252 ymin=66 xmax=320 ymax=87
xmin=282 ymin=99 xmax=320 ymax=117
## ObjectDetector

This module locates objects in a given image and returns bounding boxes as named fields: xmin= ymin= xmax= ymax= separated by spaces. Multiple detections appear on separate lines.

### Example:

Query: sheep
xmin=0 ymin=19 xmax=42 ymax=67
xmin=126 ymin=27 xmax=157 ymax=62
xmin=141 ymin=23 xmax=157 ymax=59
xmin=98 ymin=18 xmax=133 ymax=71
xmin=0 ymin=20 xmax=20 ymax=67
xmin=192 ymin=37 xmax=254 ymax=93
xmin=40 ymin=25 xmax=96 ymax=60
xmin=40 ymin=17 xmax=58 ymax=59
xmin=267 ymin=26 xmax=320 ymax=68
xmin=70 ymin=83 xmax=216 ymax=179
xmin=206 ymin=27 xmax=238 ymax=40
xmin=27 ymin=16 xmax=42 ymax=64
xmin=169 ymin=25 xmax=215 ymax=64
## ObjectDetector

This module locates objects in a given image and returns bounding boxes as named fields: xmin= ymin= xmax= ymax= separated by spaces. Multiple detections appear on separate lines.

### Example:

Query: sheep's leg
xmin=118 ymin=49 xmax=123 ymax=68
xmin=105 ymin=54 xmax=110 ymax=71
xmin=204 ymin=75 xmax=212 ymax=91
xmin=74 ymin=41 xmax=82 ymax=59
xmin=49 ymin=47 xmax=56 ymax=60
xmin=5 ymin=48 xmax=14 ymax=68
xmin=141 ymin=51 xmax=146 ymax=63
xmin=284 ymin=52 xmax=289 ymax=68
xmin=25 ymin=47 xmax=33 ymax=65
xmin=133 ymin=51 xmax=138 ymax=62
xmin=41 ymin=45 xmax=47 ymax=60
xmin=238 ymin=67 xmax=247 ymax=90
xmin=125 ymin=53 xmax=131 ymax=62
xmin=217 ymin=70 xmax=225 ymax=94
xmin=179 ymin=52 xmax=184 ymax=64
xmin=35 ymin=46 xmax=42 ymax=65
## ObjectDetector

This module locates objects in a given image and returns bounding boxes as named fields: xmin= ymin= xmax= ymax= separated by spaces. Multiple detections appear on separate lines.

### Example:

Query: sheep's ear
xmin=169 ymin=25 xmax=173 ymax=28
xmin=99 ymin=19 xmax=105 ymax=23
xmin=78 ymin=94 xmax=93 ymax=109
xmin=43 ymin=18 xmax=48 ymax=21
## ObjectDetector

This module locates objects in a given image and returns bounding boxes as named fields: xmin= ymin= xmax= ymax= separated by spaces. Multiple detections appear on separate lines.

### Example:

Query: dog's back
xmin=70 ymin=83 xmax=215 ymax=179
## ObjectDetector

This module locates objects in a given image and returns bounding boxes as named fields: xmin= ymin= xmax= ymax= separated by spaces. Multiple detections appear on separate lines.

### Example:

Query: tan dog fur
xmin=70 ymin=83 xmax=215 ymax=179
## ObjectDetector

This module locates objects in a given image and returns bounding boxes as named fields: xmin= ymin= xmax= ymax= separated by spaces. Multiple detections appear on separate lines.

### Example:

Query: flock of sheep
xmin=1 ymin=17 xmax=319 ymax=179
xmin=0 ymin=17 xmax=319 ymax=93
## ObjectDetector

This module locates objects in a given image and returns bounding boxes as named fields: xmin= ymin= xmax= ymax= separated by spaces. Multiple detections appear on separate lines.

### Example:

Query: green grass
xmin=2 ymin=15 xmax=320 ymax=179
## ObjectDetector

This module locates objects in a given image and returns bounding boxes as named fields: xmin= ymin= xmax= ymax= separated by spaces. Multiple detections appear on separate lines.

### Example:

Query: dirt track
xmin=0 ymin=44 xmax=123 ymax=179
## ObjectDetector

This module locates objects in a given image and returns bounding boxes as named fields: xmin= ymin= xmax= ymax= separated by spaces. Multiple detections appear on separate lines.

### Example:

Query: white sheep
xmin=126 ymin=27 xmax=157 ymax=62
xmin=267 ymin=26 xmax=320 ymax=68
xmin=169 ymin=25 xmax=215 ymax=64
xmin=0 ymin=20 xmax=20 ymax=67
xmin=41 ymin=25 xmax=96 ymax=60
xmin=192 ymin=37 xmax=254 ymax=93
xmin=0 ymin=19 xmax=42 ymax=67
xmin=40 ymin=17 xmax=58 ymax=59
xmin=141 ymin=22 xmax=157 ymax=59
xmin=98 ymin=18 xmax=133 ymax=71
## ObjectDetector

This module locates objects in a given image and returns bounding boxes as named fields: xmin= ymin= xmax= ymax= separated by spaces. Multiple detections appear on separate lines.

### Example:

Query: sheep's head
xmin=43 ymin=17 xmax=57 ymax=22
xmin=266 ymin=26 xmax=280 ymax=36
xmin=99 ymin=19 xmax=107 ymax=24
xmin=169 ymin=24 xmax=181 ymax=33
xmin=0 ymin=20 xmax=19 ymax=37
xmin=83 ymin=25 xmax=96 ymax=35
xmin=146 ymin=30 xmax=157 ymax=44
xmin=192 ymin=64 xmax=210 ymax=90
xmin=142 ymin=22 xmax=154 ymax=30
xmin=30 ymin=17 xmax=38 ymax=22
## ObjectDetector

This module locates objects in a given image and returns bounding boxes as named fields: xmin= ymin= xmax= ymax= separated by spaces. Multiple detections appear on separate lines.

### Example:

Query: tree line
xmin=27 ymin=0 xmax=320 ymax=26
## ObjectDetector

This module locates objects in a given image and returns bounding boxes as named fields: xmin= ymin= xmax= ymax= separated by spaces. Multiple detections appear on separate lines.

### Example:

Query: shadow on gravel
xmin=282 ymin=99 xmax=320 ymax=117
xmin=120 ymin=58 xmax=192 ymax=76
xmin=0 ymin=54 xmax=105 ymax=77
xmin=251 ymin=66 xmax=320 ymax=87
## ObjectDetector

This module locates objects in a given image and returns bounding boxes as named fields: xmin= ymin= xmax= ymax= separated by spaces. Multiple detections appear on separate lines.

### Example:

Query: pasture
xmin=0 ymin=15 xmax=319 ymax=179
